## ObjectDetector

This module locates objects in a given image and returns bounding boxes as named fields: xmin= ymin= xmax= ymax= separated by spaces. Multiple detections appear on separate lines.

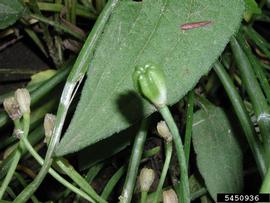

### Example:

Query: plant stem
xmin=243 ymin=26 xmax=270 ymax=54
xmin=19 ymin=134 xmax=95 ymax=202
xmin=184 ymin=90 xmax=194 ymax=166
xmin=73 ymin=162 xmax=105 ymax=202
xmin=54 ymin=158 xmax=107 ymax=203
xmin=230 ymin=36 xmax=270 ymax=166
xmin=14 ymin=172 xmax=39 ymax=203
xmin=29 ymin=14 xmax=84 ymax=40
xmin=64 ymin=0 xmax=71 ymax=21
xmin=24 ymin=27 xmax=48 ymax=57
xmin=237 ymin=33 xmax=270 ymax=104
xmin=95 ymin=0 xmax=106 ymax=13
xmin=85 ymin=162 xmax=105 ymax=182
xmin=153 ymin=142 xmax=172 ymax=203
xmin=101 ymin=166 xmax=125 ymax=200
xmin=159 ymin=106 xmax=190 ymax=203
xmin=5 ymin=186 xmax=16 ymax=200
xmin=0 ymin=126 xmax=43 ymax=180
xmin=70 ymin=0 xmax=77 ymax=24
xmin=29 ymin=0 xmax=60 ymax=66
xmin=120 ymin=120 xmax=148 ymax=203
xmin=37 ymin=2 xmax=97 ymax=19
xmin=260 ymin=166 xmax=270 ymax=193
xmin=0 ymin=149 xmax=21 ymax=199
xmin=140 ymin=191 xmax=148 ymax=203
xmin=191 ymin=188 xmax=208 ymax=201
xmin=214 ymin=61 xmax=266 ymax=176
xmin=0 ymin=114 xmax=30 ymax=199
xmin=101 ymin=146 xmax=160 ymax=200
xmin=143 ymin=146 xmax=160 ymax=157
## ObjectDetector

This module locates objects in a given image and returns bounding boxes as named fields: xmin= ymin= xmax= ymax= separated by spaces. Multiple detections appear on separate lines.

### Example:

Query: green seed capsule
xmin=133 ymin=64 xmax=167 ymax=108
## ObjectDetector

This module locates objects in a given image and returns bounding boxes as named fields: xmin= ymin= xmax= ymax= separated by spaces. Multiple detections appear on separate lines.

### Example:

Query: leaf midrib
xmin=80 ymin=2 xmax=168 ymax=122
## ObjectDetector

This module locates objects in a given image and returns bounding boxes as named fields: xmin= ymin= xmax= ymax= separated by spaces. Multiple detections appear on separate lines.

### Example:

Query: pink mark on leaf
xmin=181 ymin=21 xmax=212 ymax=30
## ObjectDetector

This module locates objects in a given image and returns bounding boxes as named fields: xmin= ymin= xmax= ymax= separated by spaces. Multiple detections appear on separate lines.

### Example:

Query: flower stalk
xmin=133 ymin=64 xmax=190 ymax=203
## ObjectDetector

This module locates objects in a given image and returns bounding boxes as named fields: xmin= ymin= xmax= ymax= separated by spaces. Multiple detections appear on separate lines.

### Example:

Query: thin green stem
xmin=37 ymin=2 xmax=97 ymax=19
xmin=29 ymin=0 xmax=59 ymax=65
xmin=191 ymin=188 xmax=208 ymax=201
xmin=80 ymin=0 xmax=97 ymax=13
xmin=14 ymin=172 xmax=39 ymax=203
xmin=64 ymin=0 xmax=71 ymax=21
xmin=214 ymin=61 xmax=266 ymax=176
xmin=260 ymin=166 xmax=270 ymax=193
xmin=5 ymin=186 xmax=16 ymax=200
xmin=0 ymin=115 xmax=30 ymax=199
xmin=230 ymin=36 xmax=270 ymax=165
xmin=24 ymin=27 xmax=48 ymax=57
xmin=70 ymin=0 xmax=77 ymax=24
xmin=74 ymin=162 xmax=105 ymax=202
xmin=54 ymin=158 xmax=107 ymax=203
xmin=184 ymin=90 xmax=194 ymax=166
xmin=19 ymin=134 xmax=95 ymax=202
xmin=140 ymin=191 xmax=148 ymax=203
xmin=0 ymin=201 xmax=12 ymax=203
xmin=29 ymin=14 xmax=84 ymax=40
xmin=101 ymin=146 xmax=160 ymax=200
xmin=237 ymin=34 xmax=270 ymax=104
xmin=120 ymin=120 xmax=148 ymax=203
xmin=159 ymin=106 xmax=190 ymax=203
xmin=0 ymin=126 xmax=43 ymax=180
xmin=243 ymin=26 xmax=270 ymax=53
xmin=95 ymin=0 xmax=106 ymax=13
xmin=101 ymin=166 xmax=125 ymax=200
xmin=0 ymin=149 xmax=21 ymax=199
xmin=85 ymin=162 xmax=105 ymax=182
xmin=254 ymin=12 xmax=270 ymax=23
xmin=153 ymin=142 xmax=172 ymax=203
xmin=142 ymin=146 xmax=160 ymax=157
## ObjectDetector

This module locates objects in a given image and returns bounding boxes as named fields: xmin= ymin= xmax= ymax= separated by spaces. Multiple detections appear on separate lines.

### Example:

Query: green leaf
xmin=0 ymin=0 xmax=25 ymax=29
xmin=192 ymin=105 xmax=243 ymax=201
xmin=56 ymin=0 xmax=244 ymax=155
xmin=27 ymin=69 xmax=57 ymax=88
xmin=244 ymin=0 xmax=261 ymax=22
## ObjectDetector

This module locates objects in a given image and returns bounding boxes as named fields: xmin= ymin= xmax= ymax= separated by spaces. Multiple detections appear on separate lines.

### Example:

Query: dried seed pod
xmin=3 ymin=97 xmax=22 ymax=120
xmin=157 ymin=121 xmax=172 ymax=142
xmin=139 ymin=168 xmax=155 ymax=192
xmin=163 ymin=189 xmax=178 ymax=203
xmin=15 ymin=88 xmax=31 ymax=114
xmin=44 ymin=114 xmax=56 ymax=144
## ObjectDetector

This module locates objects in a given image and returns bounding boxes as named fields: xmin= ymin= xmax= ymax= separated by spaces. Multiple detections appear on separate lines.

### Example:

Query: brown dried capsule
xmin=15 ymin=88 xmax=31 ymax=114
xmin=3 ymin=97 xmax=22 ymax=120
